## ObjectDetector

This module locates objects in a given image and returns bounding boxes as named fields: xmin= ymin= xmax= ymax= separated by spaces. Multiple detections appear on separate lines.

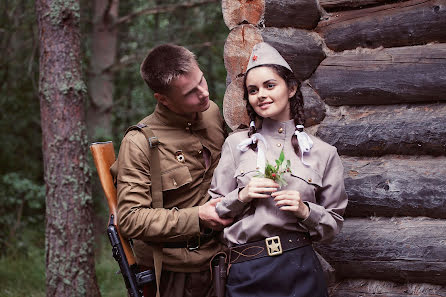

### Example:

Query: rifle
xmin=90 ymin=141 xmax=154 ymax=297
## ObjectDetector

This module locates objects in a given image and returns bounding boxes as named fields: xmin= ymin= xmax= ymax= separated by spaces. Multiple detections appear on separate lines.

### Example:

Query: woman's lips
xmin=258 ymin=101 xmax=272 ymax=110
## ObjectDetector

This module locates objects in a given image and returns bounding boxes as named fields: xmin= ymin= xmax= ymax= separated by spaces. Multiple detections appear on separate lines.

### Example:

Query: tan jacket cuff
xmin=180 ymin=206 xmax=201 ymax=236
xmin=300 ymin=202 xmax=322 ymax=228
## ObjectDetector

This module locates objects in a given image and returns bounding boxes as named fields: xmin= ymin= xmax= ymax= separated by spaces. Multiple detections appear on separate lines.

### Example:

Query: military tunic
xmin=210 ymin=117 xmax=348 ymax=246
xmin=209 ymin=118 xmax=347 ymax=296
xmin=116 ymin=101 xmax=225 ymax=272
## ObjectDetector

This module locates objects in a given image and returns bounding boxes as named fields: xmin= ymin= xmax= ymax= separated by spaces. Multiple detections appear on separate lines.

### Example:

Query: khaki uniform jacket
xmin=115 ymin=101 xmax=225 ymax=272
xmin=209 ymin=118 xmax=348 ymax=246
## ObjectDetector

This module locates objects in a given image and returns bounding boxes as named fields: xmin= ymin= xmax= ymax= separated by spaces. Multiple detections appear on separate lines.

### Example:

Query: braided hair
xmin=243 ymin=64 xmax=305 ymax=155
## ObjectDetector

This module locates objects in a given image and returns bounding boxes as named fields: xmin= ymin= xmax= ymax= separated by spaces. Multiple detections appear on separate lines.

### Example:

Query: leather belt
xmin=229 ymin=232 xmax=311 ymax=264
xmin=163 ymin=231 xmax=215 ymax=251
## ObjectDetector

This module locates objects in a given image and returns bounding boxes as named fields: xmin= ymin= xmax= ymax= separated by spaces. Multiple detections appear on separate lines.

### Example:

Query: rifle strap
xmin=125 ymin=123 xmax=163 ymax=297
xmin=124 ymin=123 xmax=163 ymax=208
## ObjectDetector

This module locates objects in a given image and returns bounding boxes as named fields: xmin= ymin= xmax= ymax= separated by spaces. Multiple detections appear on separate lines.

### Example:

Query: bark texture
xmin=342 ymin=156 xmax=446 ymax=218
xmin=316 ymin=217 xmax=446 ymax=284
xmin=87 ymin=0 xmax=119 ymax=141
xmin=224 ymin=24 xmax=263 ymax=80
xmin=301 ymin=82 xmax=326 ymax=127
xmin=222 ymin=0 xmax=264 ymax=30
xmin=223 ymin=76 xmax=249 ymax=130
xmin=35 ymin=0 xmax=100 ymax=296
xmin=320 ymin=0 xmax=391 ymax=10
xmin=316 ymin=104 xmax=446 ymax=156
xmin=261 ymin=27 xmax=326 ymax=81
xmin=329 ymin=279 xmax=446 ymax=297
xmin=264 ymin=0 xmax=320 ymax=29
xmin=317 ymin=0 xmax=446 ymax=51
xmin=309 ymin=43 xmax=446 ymax=106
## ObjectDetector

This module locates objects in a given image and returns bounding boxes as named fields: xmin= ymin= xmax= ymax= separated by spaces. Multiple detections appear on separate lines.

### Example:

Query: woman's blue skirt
xmin=226 ymin=245 xmax=328 ymax=297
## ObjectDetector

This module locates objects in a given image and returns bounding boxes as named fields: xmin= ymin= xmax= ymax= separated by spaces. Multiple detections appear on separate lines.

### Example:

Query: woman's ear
xmin=288 ymin=84 xmax=297 ymax=98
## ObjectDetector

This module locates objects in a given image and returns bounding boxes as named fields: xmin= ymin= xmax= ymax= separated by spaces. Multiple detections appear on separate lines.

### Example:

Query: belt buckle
xmin=265 ymin=236 xmax=282 ymax=256
xmin=187 ymin=236 xmax=200 ymax=251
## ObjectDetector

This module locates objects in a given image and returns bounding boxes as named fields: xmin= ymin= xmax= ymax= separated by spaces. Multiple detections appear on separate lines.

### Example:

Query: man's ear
xmin=288 ymin=84 xmax=297 ymax=98
xmin=154 ymin=93 xmax=169 ymax=107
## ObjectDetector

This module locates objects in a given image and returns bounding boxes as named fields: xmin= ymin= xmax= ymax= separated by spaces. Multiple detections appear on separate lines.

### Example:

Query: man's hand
xmin=198 ymin=198 xmax=233 ymax=231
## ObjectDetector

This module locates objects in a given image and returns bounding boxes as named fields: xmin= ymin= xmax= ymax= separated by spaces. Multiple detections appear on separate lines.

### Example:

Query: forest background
xmin=0 ymin=0 xmax=227 ymax=296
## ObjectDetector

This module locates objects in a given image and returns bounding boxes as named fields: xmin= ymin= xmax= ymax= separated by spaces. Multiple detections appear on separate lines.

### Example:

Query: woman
xmin=209 ymin=42 xmax=348 ymax=297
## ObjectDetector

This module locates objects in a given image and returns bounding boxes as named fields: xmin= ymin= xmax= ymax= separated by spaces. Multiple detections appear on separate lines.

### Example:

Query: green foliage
xmin=95 ymin=244 xmax=127 ymax=297
xmin=0 ymin=245 xmax=45 ymax=297
xmin=0 ymin=236 xmax=128 ymax=297
xmin=256 ymin=150 xmax=292 ymax=187
xmin=111 ymin=0 xmax=228 ymax=142
xmin=0 ymin=173 xmax=45 ymax=255
xmin=0 ymin=1 xmax=42 ymax=182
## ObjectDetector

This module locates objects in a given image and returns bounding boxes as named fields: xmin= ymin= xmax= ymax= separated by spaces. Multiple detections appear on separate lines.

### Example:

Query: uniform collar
xmin=154 ymin=103 xmax=207 ymax=131
xmin=261 ymin=118 xmax=296 ymax=138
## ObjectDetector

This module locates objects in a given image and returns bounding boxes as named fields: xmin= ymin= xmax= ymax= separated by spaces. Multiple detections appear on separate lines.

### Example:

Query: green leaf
xmin=278 ymin=150 xmax=285 ymax=164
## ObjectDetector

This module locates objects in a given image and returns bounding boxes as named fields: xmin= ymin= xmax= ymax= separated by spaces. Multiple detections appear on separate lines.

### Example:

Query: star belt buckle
xmin=265 ymin=236 xmax=282 ymax=256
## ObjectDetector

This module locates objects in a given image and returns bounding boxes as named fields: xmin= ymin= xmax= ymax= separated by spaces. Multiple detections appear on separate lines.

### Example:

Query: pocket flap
xmin=161 ymin=166 xmax=192 ymax=191
xmin=290 ymin=169 xmax=322 ymax=187
xmin=233 ymin=161 xmax=258 ymax=178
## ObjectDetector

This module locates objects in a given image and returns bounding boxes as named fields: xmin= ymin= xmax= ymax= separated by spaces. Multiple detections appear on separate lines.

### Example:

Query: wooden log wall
xmin=221 ymin=0 xmax=446 ymax=294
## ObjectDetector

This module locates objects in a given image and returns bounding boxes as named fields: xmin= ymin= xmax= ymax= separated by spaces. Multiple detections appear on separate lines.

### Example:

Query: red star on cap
xmin=252 ymin=55 xmax=258 ymax=61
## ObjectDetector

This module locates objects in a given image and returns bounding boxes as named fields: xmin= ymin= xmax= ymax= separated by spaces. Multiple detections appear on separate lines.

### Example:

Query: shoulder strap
xmin=125 ymin=123 xmax=164 ymax=297
xmin=125 ymin=123 xmax=163 ymax=209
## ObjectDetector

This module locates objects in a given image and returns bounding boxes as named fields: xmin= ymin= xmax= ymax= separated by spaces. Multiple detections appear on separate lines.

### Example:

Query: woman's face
xmin=245 ymin=66 xmax=296 ymax=122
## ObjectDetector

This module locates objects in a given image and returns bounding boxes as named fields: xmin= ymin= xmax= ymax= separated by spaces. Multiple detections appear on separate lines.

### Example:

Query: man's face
xmin=159 ymin=63 xmax=210 ymax=117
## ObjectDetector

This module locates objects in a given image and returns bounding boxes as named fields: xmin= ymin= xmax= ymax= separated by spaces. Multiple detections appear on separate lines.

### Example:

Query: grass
xmin=0 ymin=248 xmax=46 ymax=297
xmin=0 ymin=239 xmax=128 ymax=297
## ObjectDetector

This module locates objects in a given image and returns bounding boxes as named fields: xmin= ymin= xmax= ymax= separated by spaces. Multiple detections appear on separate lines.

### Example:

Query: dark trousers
xmin=226 ymin=245 xmax=328 ymax=297
xmin=144 ymin=269 xmax=216 ymax=297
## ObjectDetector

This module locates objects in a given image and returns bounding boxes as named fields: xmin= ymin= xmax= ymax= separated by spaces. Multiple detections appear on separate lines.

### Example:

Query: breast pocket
xmin=161 ymin=165 xmax=192 ymax=191
xmin=233 ymin=161 xmax=259 ymax=188
xmin=289 ymin=170 xmax=322 ymax=203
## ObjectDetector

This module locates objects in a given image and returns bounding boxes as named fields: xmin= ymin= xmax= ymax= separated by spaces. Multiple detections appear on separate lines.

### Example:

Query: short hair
xmin=140 ymin=44 xmax=197 ymax=94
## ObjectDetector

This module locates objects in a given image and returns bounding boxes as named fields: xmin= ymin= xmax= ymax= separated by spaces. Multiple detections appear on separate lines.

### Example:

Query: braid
xmin=290 ymin=84 xmax=305 ymax=156
xmin=246 ymin=93 xmax=259 ymax=151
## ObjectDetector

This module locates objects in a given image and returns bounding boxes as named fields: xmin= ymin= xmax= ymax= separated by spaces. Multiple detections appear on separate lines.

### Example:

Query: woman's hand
xmin=238 ymin=177 xmax=279 ymax=203
xmin=271 ymin=190 xmax=310 ymax=220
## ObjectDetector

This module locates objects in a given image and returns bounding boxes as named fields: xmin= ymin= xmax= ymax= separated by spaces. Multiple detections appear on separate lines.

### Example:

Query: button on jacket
xmin=116 ymin=101 xmax=225 ymax=272
xmin=209 ymin=118 xmax=348 ymax=246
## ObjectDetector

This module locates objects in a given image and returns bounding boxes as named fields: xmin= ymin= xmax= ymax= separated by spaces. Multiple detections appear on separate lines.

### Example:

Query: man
xmin=114 ymin=44 xmax=231 ymax=297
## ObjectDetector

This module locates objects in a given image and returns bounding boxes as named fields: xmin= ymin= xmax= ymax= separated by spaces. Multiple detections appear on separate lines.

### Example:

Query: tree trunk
xmin=316 ymin=217 xmax=446 ymax=284
xmin=261 ymin=27 xmax=326 ymax=82
xmin=329 ymin=279 xmax=446 ymax=297
xmin=316 ymin=0 xmax=446 ymax=52
xmin=223 ymin=24 xmax=263 ymax=81
xmin=35 ymin=1 xmax=101 ymax=296
xmin=316 ymin=103 xmax=446 ymax=156
xmin=87 ymin=0 xmax=119 ymax=141
xmin=310 ymin=43 xmax=446 ymax=106
xmin=342 ymin=155 xmax=446 ymax=218
xmin=222 ymin=0 xmax=264 ymax=30
xmin=319 ymin=0 xmax=392 ymax=11
xmin=264 ymin=0 xmax=320 ymax=29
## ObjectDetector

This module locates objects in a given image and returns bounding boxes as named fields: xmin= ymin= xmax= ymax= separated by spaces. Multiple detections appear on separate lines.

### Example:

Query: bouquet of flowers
xmin=256 ymin=150 xmax=291 ymax=187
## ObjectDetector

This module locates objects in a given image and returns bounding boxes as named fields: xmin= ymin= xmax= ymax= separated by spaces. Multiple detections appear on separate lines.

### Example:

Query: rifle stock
xmin=90 ymin=141 xmax=136 ymax=266
xmin=90 ymin=141 xmax=155 ymax=296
